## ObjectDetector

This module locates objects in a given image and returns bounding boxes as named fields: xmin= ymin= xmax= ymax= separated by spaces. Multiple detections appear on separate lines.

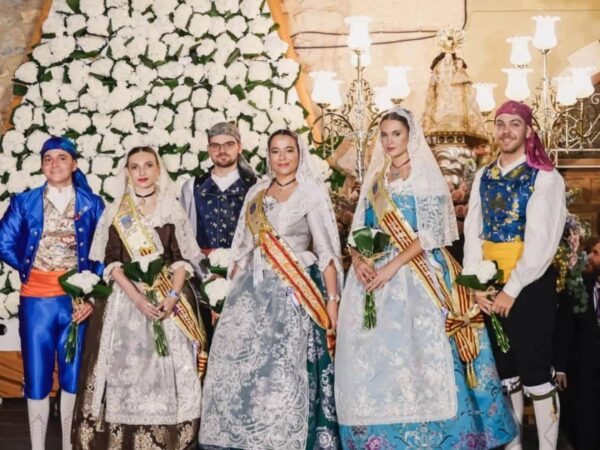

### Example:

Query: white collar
xmin=46 ymin=185 xmax=74 ymax=215
xmin=211 ymin=169 xmax=240 ymax=192
xmin=497 ymin=154 xmax=526 ymax=176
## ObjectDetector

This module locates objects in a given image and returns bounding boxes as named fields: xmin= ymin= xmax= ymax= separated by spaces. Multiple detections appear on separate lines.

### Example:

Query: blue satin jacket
xmin=0 ymin=184 xmax=105 ymax=284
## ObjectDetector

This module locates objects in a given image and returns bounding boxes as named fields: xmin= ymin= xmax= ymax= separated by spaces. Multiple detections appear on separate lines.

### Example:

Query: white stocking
xmin=505 ymin=389 xmax=524 ymax=450
xmin=60 ymin=391 xmax=76 ymax=450
xmin=532 ymin=393 xmax=560 ymax=450
xmin=27 ymin=397 xmax=49 ymax=450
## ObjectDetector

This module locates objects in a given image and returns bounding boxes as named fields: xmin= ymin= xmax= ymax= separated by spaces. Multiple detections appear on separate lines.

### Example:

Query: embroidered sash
xmin=368 ymin=171 xmax=484 ymax=387
xmin=112 ymin=194 xmax=208 ymax=377
xmin=246 ymin=190 xmax=331 ymax=330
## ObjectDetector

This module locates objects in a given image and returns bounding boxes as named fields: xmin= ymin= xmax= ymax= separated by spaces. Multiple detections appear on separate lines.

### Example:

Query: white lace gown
xmin=199 ymin=191 xmax=341 ymax=450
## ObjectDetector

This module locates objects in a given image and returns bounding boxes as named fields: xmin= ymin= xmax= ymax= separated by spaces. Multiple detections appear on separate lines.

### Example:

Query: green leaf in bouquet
xmin=209 ymin=267 xmax=228 ymax=278
xmin=352 ymin=227 xmax=375 ymax=257
xmin=90 ymin=282 xmax=112 ymax=300
xmin=373 ymin=230 xmax=391 ymax=253
xmin=454 ymin=274 xmax=487 ymax=291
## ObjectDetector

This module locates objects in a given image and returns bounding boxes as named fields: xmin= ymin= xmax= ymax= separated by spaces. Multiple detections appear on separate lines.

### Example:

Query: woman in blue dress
xmin=335 ymin=108 xmax=518 ymax=450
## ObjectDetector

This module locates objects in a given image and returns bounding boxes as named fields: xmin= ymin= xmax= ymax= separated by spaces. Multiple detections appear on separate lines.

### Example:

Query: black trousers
xmin=486 ymin=267 xmax=558 ymax=387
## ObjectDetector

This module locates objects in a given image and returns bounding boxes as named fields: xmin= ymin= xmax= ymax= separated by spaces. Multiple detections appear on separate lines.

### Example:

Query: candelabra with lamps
xmin=308 ymin=16 xmax=412 ymax=183
xmin=474 ymin=16 xmax=597 ymax=160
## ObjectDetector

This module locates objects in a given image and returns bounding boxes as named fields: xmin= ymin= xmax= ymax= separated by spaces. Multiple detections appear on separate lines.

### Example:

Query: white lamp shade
xmin=309 ymin=71 xmax=343 ymax=107
xmin=373 ymin=86 xmax=393 ymax=111
xmin=345 ymin=16 xmax=372 ymax=52
xmin=502 ymin=67 xmax=532 ymax=101
xmin=351 ymin=48 xmax=372 ymax=68
xmin=506 ymin=36 xmax=532 ymax=66
xmin=553 ymin=76 xmax=577 ymax=106
xmin=570 ymin=66 xmax=596 ymax=99
xmin=532 ymin=16 xmax=561 ymax=50
xmin=385 ymin=66 xmax=412 ymax=100
xmin=473 ymin=83 xmax=497 ymax=113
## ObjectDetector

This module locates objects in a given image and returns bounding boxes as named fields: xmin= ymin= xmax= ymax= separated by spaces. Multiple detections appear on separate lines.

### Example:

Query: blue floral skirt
xmin=339 ymin=331 xmax=517 ymax=450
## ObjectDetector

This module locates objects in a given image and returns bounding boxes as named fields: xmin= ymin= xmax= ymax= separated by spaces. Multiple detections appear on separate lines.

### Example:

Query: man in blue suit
xmin=0 ymin=136 xmax=104 ymax=450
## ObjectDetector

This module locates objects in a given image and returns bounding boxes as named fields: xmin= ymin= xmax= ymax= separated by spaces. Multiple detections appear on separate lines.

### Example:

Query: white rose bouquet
xmin=59 ymin=269 xmax=112 ymax=362
xmin=207 ymin=248 xmax=231 ymax=277
xmin=456 ymin=260 xmax=510 ymax=353
xmin=203 ymin=278 xmax=231 ymax=314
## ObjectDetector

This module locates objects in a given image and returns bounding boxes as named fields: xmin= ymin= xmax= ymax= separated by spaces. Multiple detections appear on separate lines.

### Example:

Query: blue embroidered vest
xmin=480 ymin=161 xmax=538 ymax=243
xmin=193 ymin=173 xmax=255 ymax=249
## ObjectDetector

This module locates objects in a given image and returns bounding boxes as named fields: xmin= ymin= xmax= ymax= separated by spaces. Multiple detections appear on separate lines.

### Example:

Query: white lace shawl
xmin=351 ymin=107 xmax=458 ymax=250
xmin=89 ymin=150 xmax=203 ymax=269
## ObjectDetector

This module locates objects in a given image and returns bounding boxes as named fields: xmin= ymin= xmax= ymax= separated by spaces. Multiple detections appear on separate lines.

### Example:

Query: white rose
xmin=102 ymin=175 xmax=123 ymax=199
xmin=87 ymin=15 xmax=110 ymax=36
xmin=190 ymin=0 xmax=211 ymax=13
xmin=224 ymin=96 xmax=242 ymax=120
xmin=108 ymin=7 xmax=132 ymax=30
xmin=68 ymin=60 xmax=91 ymax=91
xmin=131 ymin=0 xmax=152 ymax=12
xmin=0 ymin=299 xmax=9 ymax=320
xmin=244 ymin=130 xmax=260 ymax=151
xmin=67 ymin=271 xmax=100 ymax=294
xmin=91 ymin=114 xmax=111 ymax=132
xmin=205 ymin=278 xmax=231 ymax=306
xmin=78 ymin=158 xmax=90 ymax=174
xmin=121 ymin=132 xmax=147 ymax=150
xmin=153 ymin=16 xmax=176 ymax=35
xmin=155 ymin=107 xmax=174 ymax=130
xmin=87 ymin=174 xmax=102 ymax=194
xmin=173 ymin=4 xmax=193 ymax=29
xmin=248 ymin=85 xmax=271 ymax=110
xmin=66 ymin=14 xmax=87 ymax=34
xmin=162 ymin=153 xmax=181 ymax=173
xmin=173 ymin=102 xmax=194 ymax=130
xmin=181 ymin=151 xmax=199 ymax=170
xmin=133 ymin=253 xmax=161 ymax=272
xmin=125 ymin=36 xmax=147 ymax=61
xmin=67 ymin=113 xmax=92 ymax=134
xmin=12 ymin=104 xmax=33 ymax=132
xmin=32 ymin=43 xmax=53 ymax=66
xmin=24 ymin=84 xmax=43 ymax=106
xmin=42 ymin=13 xmax=65 ymax=36
xmin=240 ymin=0 xmax=263 ymax=18
xmin=135 ymin=65 xmax=158 ymax=89
xmin=8 ymin=270 xmax=21 ymax=290
xmin=112 ymin=60 xmax=134 ymax=83
xmin=108 ymin=34 xmax=128 ymax=59
xmin=100 ymin=132 xmax=122 ymax=153
xmin=194 ymin=38 xmax=215 ymax=58
xmin=26 ymin=130 xmax=50 ymax=152
xmin=80 ymin=0 xmax=105 ymax=17
xmin=78 ymin=36 xmax=106 ymax=53
xmin=147 ymin=40 xmax=168 ymax=62
xmin=475 ymin=261 xmax=498 ymax=284
xmin=213 ymin=34 xmax=237 ymax=65
xmin=50 ymin=36 xmax=77 ymax=62
xmin=1 ymin=131 xmax=25 ymax=156
xmin=59 ymin=83 xmax=79 ymax=102
xmin=226 ymin=61 xmax=248 ymax=86
xmin=271 ymin=89 xmax=285 ymax=109
xmin=188 ymin=14 xmax=210 ymax=37
xmin=172 ymin=85 xmax=192 ymax=104
xmin=111 ymin=110 xmax=136 ymax=133
xmin=77 ymin=134 xmax=102 ymax=158
xmin=171 ymin=129 xmax=194 ymax=148
xmin=89 ymin=59 xmax=114 ymax=77
xmin=153 ymin=0 xmax=178 ymax=16
xmin=309 ymin=154 xmax=332 ymax=182
xmin=249 ymin=16 xmax=272 ymax=35
xmin=208 ymin=248 xmax=232 ymax=268
xmin=227 ymin=15 xmax=248 ymax=39
xmin=279 ymin=104 xmax=305 ymax=130
xmin=7 ymin=170 xmax=29 ymax=193
xmin=15 ymin=61 xmax=38 ymax=84
xmin=275 ymin=58 xmax=300 ymax=86
xmin=208 ymin=84 xmax=230 ymax=111
xmin=252 ymin=110 xmax=271 ymax=132
xmin=146 ymin=128 xmax=170 ymax=147
xmin=264 ymin=32 xmax=288 ymax=60
xmin=21 ymin=155 xmax=40 ymax=174
xmin=205 ymin=63 xmax=226 ymax=86
xmin=238 ymin=34 xmax=264 ymax=55
xmin=200 ymin=157 xmax=213 ymax=171
xmin=248 ymin=60 xmax=272 ymax=82
xmin=208 ymin=17 xmax=226 ymax=36
xmin=148 ymin=85 xmax=172 ymax=106
xmin=249 ymin=154 xmax=261 ymax=170
xmin=134 ymin=105 xmax=157 ymax=125
xmin=191 ymin=89 xmax=209 ymax=108
xmin=100 ymin=84 xmax=133 ymax=113
xmin=215 ymin=0 xmax=239 ymax=14
xmin=44 ymin=108 xmax=69 ymax=134
xmin=93 ymin=156 xmax=115 ymax=175
xmin=158 ymin=61 xmax=184 ymax=79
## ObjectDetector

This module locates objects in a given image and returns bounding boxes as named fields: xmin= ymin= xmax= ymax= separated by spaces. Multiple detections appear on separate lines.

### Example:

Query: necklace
xmin=134 ymin=190 xmax=156 ymax=206
xmin=389 ymin=158 xmax=410 ymax=177
xmin=274 ymin=178 xmax=296 ymax=190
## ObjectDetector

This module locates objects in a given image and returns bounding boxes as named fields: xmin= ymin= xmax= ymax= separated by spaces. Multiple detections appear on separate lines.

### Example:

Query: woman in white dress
xmin=72 ymin=147 xmax=206 ymax=449
xmin=199 ymin=130 xmax=342 ymax=450
xmin=335 ymin=108 xmax=517 ymax=449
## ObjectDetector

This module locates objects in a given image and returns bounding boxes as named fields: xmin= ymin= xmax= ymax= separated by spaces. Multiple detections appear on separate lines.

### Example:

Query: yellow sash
xmin=246 ymin=190 xmax=331 ymax=330
xmin=482 ymin=241 xmax=524 ymax=283
xmin=112 ymin=194 xmax=208 ymax=377
xmin=368 ymin=171 xmax=484 ymax=387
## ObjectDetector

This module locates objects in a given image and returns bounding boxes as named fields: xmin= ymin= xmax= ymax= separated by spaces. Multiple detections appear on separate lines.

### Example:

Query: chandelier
xmin=308 ymin=17 xmax=412 ymax=182
xmin=473 ymin=15 xmax=596 ymax=156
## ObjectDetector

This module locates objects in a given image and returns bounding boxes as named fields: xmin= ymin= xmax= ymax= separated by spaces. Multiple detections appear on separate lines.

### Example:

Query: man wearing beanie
xmin=0 ymin=136 xmax=104 ymax=450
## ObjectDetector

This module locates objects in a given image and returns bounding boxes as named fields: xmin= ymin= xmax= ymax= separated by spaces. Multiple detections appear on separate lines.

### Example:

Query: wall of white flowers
xmin=0 ymin=0 xmax=327 ymax=327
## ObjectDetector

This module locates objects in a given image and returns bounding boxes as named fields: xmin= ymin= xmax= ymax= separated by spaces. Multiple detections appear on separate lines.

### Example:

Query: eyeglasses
xmin=208 ymin=141 xmax=237 ymax=152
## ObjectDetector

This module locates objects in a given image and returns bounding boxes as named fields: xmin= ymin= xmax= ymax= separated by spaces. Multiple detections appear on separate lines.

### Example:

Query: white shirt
xmin=211 ymin=169 xmax=240 ymax=192
xmin=463 ymin=155 xmax=567 ymax=298
xmin=46 ymin=185 xmax=74 ymax=215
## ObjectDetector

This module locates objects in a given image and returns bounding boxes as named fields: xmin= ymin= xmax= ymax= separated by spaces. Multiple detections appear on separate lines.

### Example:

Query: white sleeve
xmin=463 ymin=168 xmax=485 ymax=268
xmin=179 ymin=178 xmax=197 ymax=236
xmin=503 ymin=170 xmax=566 ymax=298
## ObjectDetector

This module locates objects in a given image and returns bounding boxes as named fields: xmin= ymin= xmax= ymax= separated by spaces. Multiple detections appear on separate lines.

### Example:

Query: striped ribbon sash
xmin=246 ymin=190 xmax=331 ymax=332
xmin=368 ymin=171 xmax=484 ymax=387
xmin=112 ymin=194 xmax=208 ymax=377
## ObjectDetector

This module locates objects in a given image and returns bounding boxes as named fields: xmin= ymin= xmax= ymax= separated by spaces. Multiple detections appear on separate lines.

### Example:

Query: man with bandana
xmin=180 ymin=122 xmax=256 ymax=343
xmin=0 ymin=137 xmax=104 ymax=450
xmin=464 ymin=101 xmax=567 ymax=450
